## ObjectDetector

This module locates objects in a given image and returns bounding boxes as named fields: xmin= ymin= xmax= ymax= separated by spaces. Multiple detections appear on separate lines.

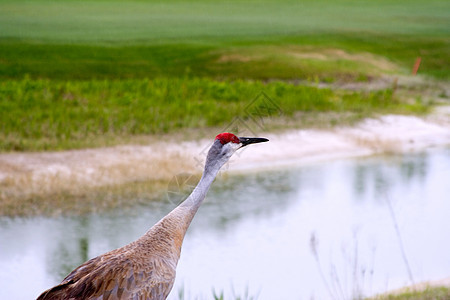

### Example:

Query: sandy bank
xmin=1 ymin=108 xmax=449 ymax=211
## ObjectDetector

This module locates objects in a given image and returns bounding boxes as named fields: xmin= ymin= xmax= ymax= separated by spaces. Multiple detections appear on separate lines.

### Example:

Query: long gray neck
xmin=145 ymin=142 xmax=229 ymax=260
xmin=150 ymin=140 xmax=228 ymax=257
xmin=150 ymin=161 xmax=221 ymax=257
xmin=178 ymin=162 xmax=221 ymax=212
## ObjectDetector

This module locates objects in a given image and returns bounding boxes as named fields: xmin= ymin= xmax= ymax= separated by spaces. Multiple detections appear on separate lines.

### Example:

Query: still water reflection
xmin=1 ymin=148 xmax=449 ymax=299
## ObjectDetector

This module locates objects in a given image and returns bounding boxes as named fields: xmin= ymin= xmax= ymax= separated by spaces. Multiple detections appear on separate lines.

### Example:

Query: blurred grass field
xmin=1 ymin=0 xmax=449 ymax=80
xmin=0 ymin=0 xmax=449 ymax=151
xmin=2 ymin=0 xmax=448 ymax=42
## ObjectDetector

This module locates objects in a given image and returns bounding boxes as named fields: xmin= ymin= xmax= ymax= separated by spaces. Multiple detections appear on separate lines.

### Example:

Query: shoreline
xmin=1 ymin=108 xmax=449 ymax=216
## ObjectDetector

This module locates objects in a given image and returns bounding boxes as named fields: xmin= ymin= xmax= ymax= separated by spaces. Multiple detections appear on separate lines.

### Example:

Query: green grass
xmin=369 ymin=286 xmax=450 ymax=300
xmin=1 ymin=0 xmax=448 ymax=42
xmin=0 ymin=0 xmax=447 ymax=152
xmin=0 ymin=0 xmax=449 ymax=80
xmin=1 ymin=77 xmax=429 ymax=151
xmin=1 ymin=35 xmax=448 ymax=81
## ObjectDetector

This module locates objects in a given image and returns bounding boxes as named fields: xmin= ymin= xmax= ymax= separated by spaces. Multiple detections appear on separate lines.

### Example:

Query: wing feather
xmin=36 ymin=247 xmax=176 ymax=300
xmin=37 ymin=213 xmax=184 ymax=300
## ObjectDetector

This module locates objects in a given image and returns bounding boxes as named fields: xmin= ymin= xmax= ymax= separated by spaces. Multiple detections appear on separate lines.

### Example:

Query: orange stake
xmin=412 ymin=57 xmax=421 ymax=75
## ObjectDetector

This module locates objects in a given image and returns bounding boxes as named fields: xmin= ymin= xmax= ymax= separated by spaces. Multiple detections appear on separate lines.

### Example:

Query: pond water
xmin=1 ymin=148 xmax=449 ymax=299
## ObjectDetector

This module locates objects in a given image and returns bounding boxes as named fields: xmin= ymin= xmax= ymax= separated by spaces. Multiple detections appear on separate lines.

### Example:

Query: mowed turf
xmin=0 ymin=0 xmax=449 ymax=80
xmin=1 ymin=0 xmax=448 ymax=42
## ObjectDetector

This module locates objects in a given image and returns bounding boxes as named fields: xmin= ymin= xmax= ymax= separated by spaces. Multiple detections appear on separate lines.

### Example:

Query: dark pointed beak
xmin=239 ymin=136 xmax=269 ymax=147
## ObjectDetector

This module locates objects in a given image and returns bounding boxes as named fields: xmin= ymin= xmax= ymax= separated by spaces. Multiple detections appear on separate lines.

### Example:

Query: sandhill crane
xmin=37 ymin=132 xmax=268 ymax=300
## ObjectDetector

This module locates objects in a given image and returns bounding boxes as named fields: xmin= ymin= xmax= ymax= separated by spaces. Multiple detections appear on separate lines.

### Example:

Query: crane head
xmin=204 ymin=132 xmax=268 ymax=172
xmin=215 ymin=132 xmax=269 ymax=148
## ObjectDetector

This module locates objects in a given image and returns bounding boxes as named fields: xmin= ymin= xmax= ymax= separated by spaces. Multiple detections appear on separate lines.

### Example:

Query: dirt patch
xmin=217 ymin=53 xmax=254 ymax=63
xmin=217 ymin=45 xmax=399 ymax=73
xmin=287 ymin=47 xmax=399 ymax=72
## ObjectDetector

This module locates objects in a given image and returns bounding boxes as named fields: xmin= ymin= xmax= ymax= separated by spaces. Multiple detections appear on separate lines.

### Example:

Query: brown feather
xmin=37 ymin=215 xmax=183 ymax=300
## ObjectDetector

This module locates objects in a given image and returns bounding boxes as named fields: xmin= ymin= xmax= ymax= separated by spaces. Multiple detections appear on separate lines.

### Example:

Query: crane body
xmin=37 ymin=133 xmax=268 ymax=300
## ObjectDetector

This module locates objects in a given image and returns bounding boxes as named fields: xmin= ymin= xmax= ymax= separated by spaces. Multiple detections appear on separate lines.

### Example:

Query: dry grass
xmin=215 ymin=45 xmax=401 ymax=82
xmin=0 ymin=144 xmax=203 ymax=216
xmin=0 ymin=178 xmax=168 ymax=216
